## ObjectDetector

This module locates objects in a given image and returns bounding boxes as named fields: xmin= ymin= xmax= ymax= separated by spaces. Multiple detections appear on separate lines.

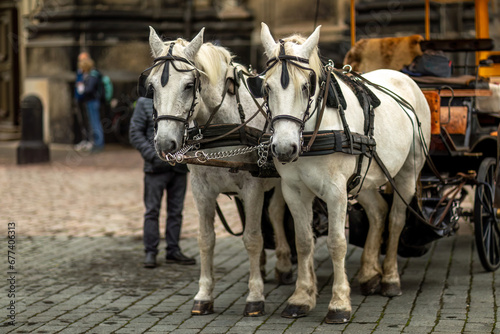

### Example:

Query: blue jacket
xmin=76 ymin=69 xmax=101 ymax=102
xmin=129 ymin=97 xmax=188 ymax=174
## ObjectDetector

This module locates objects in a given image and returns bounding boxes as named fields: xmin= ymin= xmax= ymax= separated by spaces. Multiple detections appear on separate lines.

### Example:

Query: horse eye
xmin=184 ymin=83 xmax=194 ymax=90
xmin=302 ymin=84 xmax=309 ymax=93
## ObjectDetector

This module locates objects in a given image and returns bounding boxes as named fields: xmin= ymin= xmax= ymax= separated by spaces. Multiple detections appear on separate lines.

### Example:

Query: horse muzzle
xmin=154 ymin=132 xmax=183 ymax=160
xmin=270 ymin=141 xmax=300 ymax=163
xmin=155 ymin=139 xmax=179 ymax=158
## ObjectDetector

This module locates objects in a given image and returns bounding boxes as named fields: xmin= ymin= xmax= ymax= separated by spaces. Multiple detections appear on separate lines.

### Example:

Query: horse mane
xmin=265 ymin=34 xmax=323 ymax=96
xmin=195 ymin=43 xmax=234 ymax=85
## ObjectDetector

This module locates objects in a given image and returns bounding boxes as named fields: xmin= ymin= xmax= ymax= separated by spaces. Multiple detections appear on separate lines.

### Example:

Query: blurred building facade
xmin=1 ymin=0 xmax=499 ymax=144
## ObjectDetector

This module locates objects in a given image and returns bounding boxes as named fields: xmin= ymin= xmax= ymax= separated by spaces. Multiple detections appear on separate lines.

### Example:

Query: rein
xmin=185 ymin=64 xmax=268 ymax=147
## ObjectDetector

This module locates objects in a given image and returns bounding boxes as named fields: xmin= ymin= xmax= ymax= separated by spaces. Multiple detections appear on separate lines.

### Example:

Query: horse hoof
xmin=360 ymin=274 xmax=381 ymax=296
xmin=191 ymin=300 xmax=214 ymax=315
xmin=325 ymin=310 xmax=351 ymax=324
xmin=244 ymin=301 xmax=265 ymax=317
xmin=281 ymin=304 xmax=310 ymax=318
xmin=381 ymin=282 xmax=402 ymax=297
xmin=276 ymin=269 xmax=295 ymax=285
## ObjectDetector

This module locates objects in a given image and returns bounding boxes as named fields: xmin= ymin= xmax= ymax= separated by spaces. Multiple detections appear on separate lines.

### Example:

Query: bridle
xmin=138 ymin=42 xmax=268 ymax=152
xmin=138 ymin=43 xmax=201 ymax=131
xmin=247 ymin=40 xmax=319 ymax=134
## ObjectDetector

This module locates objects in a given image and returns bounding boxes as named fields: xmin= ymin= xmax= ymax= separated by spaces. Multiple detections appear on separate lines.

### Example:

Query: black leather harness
xmin=138 ymin=43 xmax=201 ymax=131
xmin=244 ymin=40 xmax=380 ymax=192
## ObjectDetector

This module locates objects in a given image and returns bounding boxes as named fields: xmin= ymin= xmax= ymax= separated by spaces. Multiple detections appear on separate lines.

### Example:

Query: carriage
xmin=142 ymin=0 xmax=500 ymax=323
xmin=342 ymin=0 xmax=500 ymax=272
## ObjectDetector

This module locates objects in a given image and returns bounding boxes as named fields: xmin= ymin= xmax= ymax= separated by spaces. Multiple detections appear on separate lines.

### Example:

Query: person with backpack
xmin=75 ymin=53 xmax=105 ymax=152
xmin=74 ymin=52 xmax=92 ymax=151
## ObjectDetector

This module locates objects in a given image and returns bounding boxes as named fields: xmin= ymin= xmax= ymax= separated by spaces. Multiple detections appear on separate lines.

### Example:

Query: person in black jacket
xmin=129 ymin=97 xmax=195 ymax=268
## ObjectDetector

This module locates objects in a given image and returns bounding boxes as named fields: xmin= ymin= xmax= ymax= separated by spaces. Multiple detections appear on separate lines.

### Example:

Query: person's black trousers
xmin=143 ymin=172 xmax=187 ymax=255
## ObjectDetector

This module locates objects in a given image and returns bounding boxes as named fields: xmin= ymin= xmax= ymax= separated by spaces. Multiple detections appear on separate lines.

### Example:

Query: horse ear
xmin=261 ymin=22 xmax=277 ymax=59
xmin=184 ymin=27 xmax=205 ymax=61
xmin=299 ymin=25 xmax=321 ymax=59
xmin=149 ymin=26 xmax=164 ymax=58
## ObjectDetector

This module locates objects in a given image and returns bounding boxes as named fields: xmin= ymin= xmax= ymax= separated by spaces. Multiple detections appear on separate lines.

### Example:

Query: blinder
xmin=246 ymin=75 xmax=265 ymax=98
xmin=138 ymin=73 xmax=154 ymax=99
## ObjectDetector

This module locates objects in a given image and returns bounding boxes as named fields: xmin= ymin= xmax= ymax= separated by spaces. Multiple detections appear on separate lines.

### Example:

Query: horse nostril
xmin=169 ymin=141 xmax=177 ymax=152
xmin=271 ymin=144 xmax=277 ymax=156
xmin=291 ymin=144 xmax=298 ymax=156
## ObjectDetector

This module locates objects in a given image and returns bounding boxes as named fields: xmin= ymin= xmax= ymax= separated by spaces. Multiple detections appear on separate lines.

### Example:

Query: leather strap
xmin=305 ymin=69 xmax=331 ymax=152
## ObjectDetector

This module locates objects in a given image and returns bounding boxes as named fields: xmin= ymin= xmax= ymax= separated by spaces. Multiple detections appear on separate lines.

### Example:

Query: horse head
xmin=145 ymin=26 xmax=204 ymax=158
xmin=145 ymin=27 xmax=241 ymax=159
xmin=260 ymin=23 xmax=323 ymax=163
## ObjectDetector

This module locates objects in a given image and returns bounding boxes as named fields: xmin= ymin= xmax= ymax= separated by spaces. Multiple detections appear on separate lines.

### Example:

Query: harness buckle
xmin=347 ymin=174 xmax=361 ymax=193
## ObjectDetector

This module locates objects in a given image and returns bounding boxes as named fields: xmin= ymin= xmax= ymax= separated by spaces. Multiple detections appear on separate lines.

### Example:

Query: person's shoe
xmin=166 ymin=250 xmax=196 ymax=265
xmin=144 ymin=252 xmax=157 ymax=268
xmin=74 ymin=140 xmax=91 ymax=151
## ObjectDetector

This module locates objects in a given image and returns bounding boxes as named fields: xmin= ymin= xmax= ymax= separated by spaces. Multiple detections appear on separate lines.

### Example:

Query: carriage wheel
xmin=474 ymin=157 xmax=500 ymax=271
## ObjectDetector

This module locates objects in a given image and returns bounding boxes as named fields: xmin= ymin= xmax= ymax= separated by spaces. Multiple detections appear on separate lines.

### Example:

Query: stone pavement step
xmin=1 ymin=232 xmax=498 ymax=334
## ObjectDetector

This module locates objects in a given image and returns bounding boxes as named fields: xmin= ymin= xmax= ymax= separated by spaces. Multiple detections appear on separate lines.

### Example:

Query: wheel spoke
xmin=483 ymin=221 xmax=491 ymax=249
xmin=489 ymin=226 xmax=500 ymax=265
xmin=474 ymin=157 xmax=499 ymax=271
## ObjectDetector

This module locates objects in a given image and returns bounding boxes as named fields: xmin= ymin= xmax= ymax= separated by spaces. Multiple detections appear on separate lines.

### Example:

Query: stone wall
xmin=24 ymin=0 xmax=208 ymax=144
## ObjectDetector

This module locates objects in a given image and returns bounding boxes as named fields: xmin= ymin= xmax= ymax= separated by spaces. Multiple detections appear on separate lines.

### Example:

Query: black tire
xmin=474 ymin=157 xmax=500 ymax=271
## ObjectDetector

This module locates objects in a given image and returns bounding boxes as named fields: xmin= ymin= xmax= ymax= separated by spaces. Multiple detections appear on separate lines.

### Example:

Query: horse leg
xmin=356 ymin=189 xmax=389 ymax=295
xmin=241 ymin=188 xmax=266 ymax=316
xmin=325 ymin=186 xmax=351 ymax=324
xmin=280 ymin=183 xmax=316 ymax=319
xmin=268 ymin=185 xmax=294 ymax=285
xmin=381 ymin=170 xmax=418 ymax=297
xmin=191 ymin=191 xmax=217 ymax=315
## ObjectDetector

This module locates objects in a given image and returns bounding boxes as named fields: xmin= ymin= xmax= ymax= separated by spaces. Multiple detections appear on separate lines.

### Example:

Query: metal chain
xmin=164 ymin=144 xmax=198 ymax=166
xmin=164 ymin=140 xmax=271 ymax=167
xmin=164 ymin=130 xmax=203 ymax=165
xmin=257 ymin=141 xmax=270 ymax=167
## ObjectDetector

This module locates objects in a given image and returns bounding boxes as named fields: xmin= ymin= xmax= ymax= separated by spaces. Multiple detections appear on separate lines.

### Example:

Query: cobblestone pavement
xmin=1 ymin=143 xmax=499 ymax=333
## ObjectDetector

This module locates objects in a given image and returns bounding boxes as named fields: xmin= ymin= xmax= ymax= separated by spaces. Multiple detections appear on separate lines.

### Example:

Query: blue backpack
xmin=91 ymin=69 xmax=114 ymax=104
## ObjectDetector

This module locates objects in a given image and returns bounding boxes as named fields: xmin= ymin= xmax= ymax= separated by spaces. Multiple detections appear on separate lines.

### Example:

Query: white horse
xmin=257 ymin=23 xmax=431 ymax=323
xmin=145 ymin=27 xmax=293 ymax=316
